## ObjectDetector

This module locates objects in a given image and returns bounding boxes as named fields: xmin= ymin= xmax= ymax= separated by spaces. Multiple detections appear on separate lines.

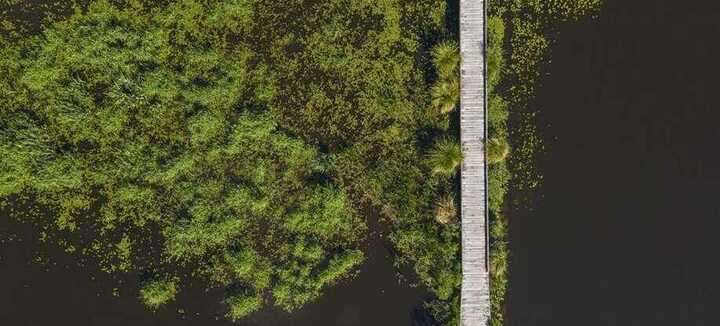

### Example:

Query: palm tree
xmin=431 ymin=77 xmax=460 ymax=114
xmin=486 ymin=137 xmax=509 ymax=164
xmin=432 ymin=41 xmax=460 ymax=80
xmin=427 ymin=138 xmax=462 ymax=177
xmin=435 ymin=194 xmax=457 ymax=224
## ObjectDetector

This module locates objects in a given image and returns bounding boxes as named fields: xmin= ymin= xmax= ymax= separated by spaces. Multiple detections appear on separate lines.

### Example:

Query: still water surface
xmin=0 ymin=213 xmax=429 ymax=326
xmin=510 ymin=0 xmax=720 ymax=325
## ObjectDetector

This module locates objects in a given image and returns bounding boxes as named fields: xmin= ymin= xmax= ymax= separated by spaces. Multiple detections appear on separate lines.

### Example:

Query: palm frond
xmin=431 ymin=77 xmax=460 ymax=114
xmin=486 ymin=137 xmax=509 ymax=164
xmin=432 ymin=41 xmax=460 ymax=80
xmin=427 ymin=137 xmax=462 ymax=177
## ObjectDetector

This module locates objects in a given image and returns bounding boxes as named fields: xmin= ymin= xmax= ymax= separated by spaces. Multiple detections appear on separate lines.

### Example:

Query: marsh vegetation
xmin=1 ymin=0 xmax=464 ymax=323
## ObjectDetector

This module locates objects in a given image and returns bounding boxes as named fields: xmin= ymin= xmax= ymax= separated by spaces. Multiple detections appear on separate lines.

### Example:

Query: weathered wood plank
xmin=460 ymin=0 xmax=489 ymax=325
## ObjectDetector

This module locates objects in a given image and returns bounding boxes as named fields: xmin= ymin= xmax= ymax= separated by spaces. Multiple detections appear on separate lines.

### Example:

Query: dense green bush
xmin=225 ymin=293 xmax=263 ymax=321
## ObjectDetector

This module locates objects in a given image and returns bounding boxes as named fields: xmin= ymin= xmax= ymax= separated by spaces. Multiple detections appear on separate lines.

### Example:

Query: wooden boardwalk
xmin=459 ymin=0 xmax=490 ymax=325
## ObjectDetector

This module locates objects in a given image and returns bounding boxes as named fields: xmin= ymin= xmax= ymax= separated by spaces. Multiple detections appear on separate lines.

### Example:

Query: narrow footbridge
xmin=459 ymin=0 xmax=490 ymax=325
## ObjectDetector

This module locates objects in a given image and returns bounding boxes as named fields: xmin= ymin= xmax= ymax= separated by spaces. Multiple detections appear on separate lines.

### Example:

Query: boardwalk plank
xmin=460 ymin=0 xmax=489 ymax=325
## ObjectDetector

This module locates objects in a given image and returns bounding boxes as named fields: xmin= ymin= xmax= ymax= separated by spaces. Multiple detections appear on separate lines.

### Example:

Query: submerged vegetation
xmin=486 ymin=0 xmax=601 ymax=325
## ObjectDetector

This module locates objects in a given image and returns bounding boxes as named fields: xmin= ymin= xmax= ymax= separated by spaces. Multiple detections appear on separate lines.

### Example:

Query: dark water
xmin=0 ymin=214 xmax=429 ymax=326
xmin=509 ymin=0 xmax=720 ymax=325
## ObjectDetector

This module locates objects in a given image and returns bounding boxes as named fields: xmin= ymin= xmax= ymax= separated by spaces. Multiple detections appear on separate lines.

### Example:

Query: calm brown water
xmin=0 ymin=213 xmax=430 ymax=326
xmin=509 ymin=0 xmax=720 ymax=325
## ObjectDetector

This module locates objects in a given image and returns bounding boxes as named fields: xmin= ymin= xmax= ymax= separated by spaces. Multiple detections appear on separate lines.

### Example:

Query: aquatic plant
xmin=140 ymin=278 xmax=178 ymax=310
xmin=486 ymin=1 xmax=603 ymax=325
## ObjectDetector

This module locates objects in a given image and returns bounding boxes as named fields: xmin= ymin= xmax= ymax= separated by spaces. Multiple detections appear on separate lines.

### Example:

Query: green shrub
xmin=431 ymin=77 xmax=461 ymax=114
xmin=487 ymin=137 xmax=510 ymax=164
xmin=487 ymin=16 xmax=506 ymax=93
xmin=140 ymin=278 xmax=178 ymax=310
xmin=225 ymin=293 xmax=263 ymax=321
xmin=432 ymin=40 xmax=460 ymax=81
xmin=0 ymin=1 xmax=366 ymax=318
xmin=427 ymin=138 xmax=463 ymax=177
xmin=435 ymin=194 xmax=457 ymax=224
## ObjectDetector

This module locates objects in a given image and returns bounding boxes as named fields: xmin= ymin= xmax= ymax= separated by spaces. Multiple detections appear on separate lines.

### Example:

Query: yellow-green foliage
xmin=544 ymin=0 xmax=601 ymax=19
xmin=487 ymin=16 xmax=505 ymax=93
xmin=427 ymin=138 xmax=463 ymax=177
xmin=225 ymin=293 xmax=263 ymax=321
xmin=430 ymin=41 xmax=461 ymax=115
xmin=140 ymin=278 xmax=178 ymax=309
xmin=0 ymin=0 xmax=81 ymax=43
xmin=486 ymin=12 xmax=512 ymax=326
xmin=432 ymin=41 xmax=461 ymax=81
xmin=272 ymin=248 xmax=364 ymax=311
xmin=511 ymin=0 xmax=601 ymax=21
xmin=434 ymin=194 xmax=457 ymax=225
xmin=487 ymin=137 xmax=510 ymax=164
xmin=432 ymin=77 xmax=461 ymax=115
